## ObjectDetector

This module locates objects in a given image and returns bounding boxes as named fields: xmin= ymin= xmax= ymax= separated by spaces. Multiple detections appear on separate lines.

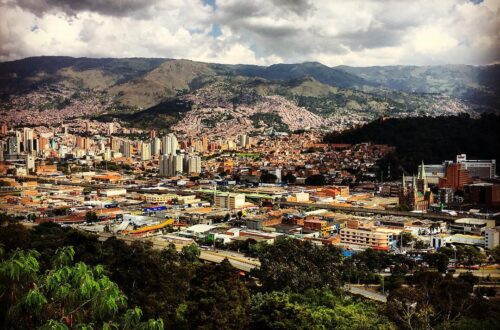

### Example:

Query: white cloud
xmin=0 ymin=0 xmax=498 ymax=65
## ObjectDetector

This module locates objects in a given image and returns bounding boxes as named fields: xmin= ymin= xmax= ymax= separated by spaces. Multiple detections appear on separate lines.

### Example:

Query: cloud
xmin=14 ymin=0 xmax=161 ymax=18
xmin=0 ymin=0 xmax=498 ymax=66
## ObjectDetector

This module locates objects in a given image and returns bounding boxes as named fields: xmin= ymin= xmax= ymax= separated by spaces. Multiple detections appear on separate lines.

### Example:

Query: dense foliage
xmin=0 ymin=222 xmax=498 ymax=329
xmin=324 ymin=114 xmax=500 ymax=177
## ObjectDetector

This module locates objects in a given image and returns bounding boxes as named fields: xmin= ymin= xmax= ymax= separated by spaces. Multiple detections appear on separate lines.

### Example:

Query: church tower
xmin=417 ymin=160 xmax=428 ymax=193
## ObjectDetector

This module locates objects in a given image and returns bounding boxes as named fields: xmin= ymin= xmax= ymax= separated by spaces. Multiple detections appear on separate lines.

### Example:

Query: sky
xmin=0 ymin=0 xmax=499 ymax=66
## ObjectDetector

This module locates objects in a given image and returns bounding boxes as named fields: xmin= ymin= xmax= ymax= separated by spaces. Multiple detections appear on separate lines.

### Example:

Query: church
xmin=399 ymin=161 xmax=433 ymax=211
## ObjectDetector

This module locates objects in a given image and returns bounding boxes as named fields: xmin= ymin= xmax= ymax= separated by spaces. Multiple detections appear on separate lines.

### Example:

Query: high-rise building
xmin=150 ymin=130 xmax=157 ymax=139
xmin=184 ymin=154 xmax=202 ymax=175
xmin=7 ymin=135 xmax=20 ymax=155
xmin=161 ymin=133 xmax=178 ymax=155
xmin=159 ymin=154 xmax=184 ymax=177
xmin=439 ymin=163 xmax=472 ymax=191
xmin=141 ymin=142 xmax=151 ymax=161
xmin=122 ymin=141 xmax=132 ymax=158
xmin=152 ymin=138 xmax=161 ymax=156
xmin=23 ymin=127 xmax=34 ymax=153
xmin=238 ymin=134 xmax=248 ymax=148
xmin=107 ymin=123 xmax=114 ymax=135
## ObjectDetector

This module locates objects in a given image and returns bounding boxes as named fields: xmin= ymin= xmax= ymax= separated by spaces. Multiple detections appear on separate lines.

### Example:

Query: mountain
xmin=0 ymin=56 xmax=497 ymax=133
xmin=336 ymin=64 xmax=500 ymax=110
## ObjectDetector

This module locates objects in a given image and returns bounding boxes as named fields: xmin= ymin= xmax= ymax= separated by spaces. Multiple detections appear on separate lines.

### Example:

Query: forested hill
xmin=323 ymin=114 xmax=500 ymax=177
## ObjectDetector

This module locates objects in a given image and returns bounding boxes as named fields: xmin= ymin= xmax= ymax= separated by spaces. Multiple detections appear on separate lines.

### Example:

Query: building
xmin=122 ymin=141 xmax=132 ymax=159
xmin=141 ymin=142 xmax=151 ymax=161
xmin=159 ymin=154 xmax=183 ymax=177
xmin=99 ymin=188 xmax=127 ymax=197
xmin=142 ymin=193 xmax=177 ymax=203
xmin=456 ymin=154 xmax=496 ymax=179
xmin=399 ymin=168 xmax=432 ymax=211
xmin=184 ymin=154 xmax=202 ymax=175
xmin=439 ymin=163 xmax=471 ymax=191
xmin=25 ymin=155 xmax=35 ymax=172
xmin=463 ymin=183 xmax=500 ymax=206
xmin=161 ymin=134 xmax=178 ymax=155
xmin=214 ymin=193 xmax=245 ymax=209
xmin=485 ymin=227 xmax=500 ymax=250
xmin=437 ymin=187 xmax=454 ymax=205
xmin=340 ymin=226 xmax=399 ymax=250
xmin=420 ymin=154 xmax=496 ymax=184
xmin=450 ymin=218 xmax=495 ymax=236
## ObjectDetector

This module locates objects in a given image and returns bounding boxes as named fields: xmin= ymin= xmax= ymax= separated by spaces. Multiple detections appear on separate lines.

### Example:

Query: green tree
xmin=180 ymin=244 xmax=201 ymax=263
xmin=254 ymin=237 xmax=343 ymax=292
xmin=491 ymin=245 xmax=500 ymax=263
xmin=85 ymin=211 xmax=98 ymax=223
xmin=0 ymin=246 xmax=163 ymax=329
xmin=424 ymin=252 xmax=450 ymax=273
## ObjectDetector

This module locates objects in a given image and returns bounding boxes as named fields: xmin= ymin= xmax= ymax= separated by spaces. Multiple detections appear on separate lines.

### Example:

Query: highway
xmin=95 ymin=232 xmax=260 ymax=272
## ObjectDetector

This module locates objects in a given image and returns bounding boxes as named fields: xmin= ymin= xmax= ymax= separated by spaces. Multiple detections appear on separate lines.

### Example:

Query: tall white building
xmin=141 ymin=142 xmax=151 ymax=161
xmin=161 ymin=133 xmax=178 ymax=155
xmin=152 ymin=138 xmax=161 ymax=156
xmin=159 ymin=154 xmax=184 ymax=177
xmin=184 ymin=155 xmax=202 ymax=175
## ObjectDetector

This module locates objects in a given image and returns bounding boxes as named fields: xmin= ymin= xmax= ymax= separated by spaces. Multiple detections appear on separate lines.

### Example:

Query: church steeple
xmin=417 ymin=160 xmax=428 ymax=192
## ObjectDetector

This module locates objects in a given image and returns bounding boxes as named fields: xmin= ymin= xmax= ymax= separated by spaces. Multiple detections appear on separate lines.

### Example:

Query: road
xmin=280 ymin=201 xmax=460 ymax=221
xmin=95 ymin=232 xmax=260 ymax=272
xmin=345 ymin=285 xmax=387 ymax=302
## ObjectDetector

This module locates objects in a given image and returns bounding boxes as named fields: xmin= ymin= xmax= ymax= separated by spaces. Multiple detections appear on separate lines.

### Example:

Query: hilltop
xmin=0 ymin=56 xmax=498 ymax=133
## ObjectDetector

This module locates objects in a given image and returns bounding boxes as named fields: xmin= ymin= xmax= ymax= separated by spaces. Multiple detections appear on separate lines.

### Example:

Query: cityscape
xmin=1 ymin=1 xmax=500 ymax=329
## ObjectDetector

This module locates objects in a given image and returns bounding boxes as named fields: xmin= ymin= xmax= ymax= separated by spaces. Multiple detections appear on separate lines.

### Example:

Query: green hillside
xmin=324 ymin=114 xmax=500 ymax=178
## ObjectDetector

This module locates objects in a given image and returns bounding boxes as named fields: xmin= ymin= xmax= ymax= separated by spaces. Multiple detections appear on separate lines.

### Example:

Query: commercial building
xmin=340 ymin=226 xmax=399 ymax=250
xmin=456 ymin=154 xmax=496 ymax=179
xmin=485 ymin=227 xmax=500 ymax=250
xmin=450 ymin=218 xmax=495 ymax=236
xmin=214 ymin=193 xmax=245 ymax=209
xmin=464 ymin=183 xmax=500 ymax=206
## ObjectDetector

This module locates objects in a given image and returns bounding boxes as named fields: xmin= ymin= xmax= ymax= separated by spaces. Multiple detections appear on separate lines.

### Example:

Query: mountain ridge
xmin=0 ymin=56 xmax=498 ymax=134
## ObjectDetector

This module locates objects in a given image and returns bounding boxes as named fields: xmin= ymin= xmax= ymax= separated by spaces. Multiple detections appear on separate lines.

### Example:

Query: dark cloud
xmin=15 ymin=0 xmax=159 ymax=17
xmin=271 ymin=0 xmax=315 ymax=16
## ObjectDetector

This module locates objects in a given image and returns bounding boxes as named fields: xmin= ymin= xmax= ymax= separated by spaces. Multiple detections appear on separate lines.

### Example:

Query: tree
xmin=260 ymin=172 xmax=278 ymax=184
xmin=305 ymin=174 xmax=327 ymax=186
xmin=491 ymin=245 xmax=500 ymax=263
xmin=282 ymin=172 xmax=296 ymax=184
xmin=177 ymin=260 xmax=250 ymax=329
xmin=254 ymin=237 xmax=343 ymax=292
xmin=424 ymin=252 xmax=449 ymax=273
xmin=386 ymin=287 xmax=434 ymax=330
xmin=180 ymin=244 xmax=201 ymax=263
xmin=0 ymin=246 xmax=163 ymax=329
xmin=85 ymin=211 xmax=98 ymax=223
